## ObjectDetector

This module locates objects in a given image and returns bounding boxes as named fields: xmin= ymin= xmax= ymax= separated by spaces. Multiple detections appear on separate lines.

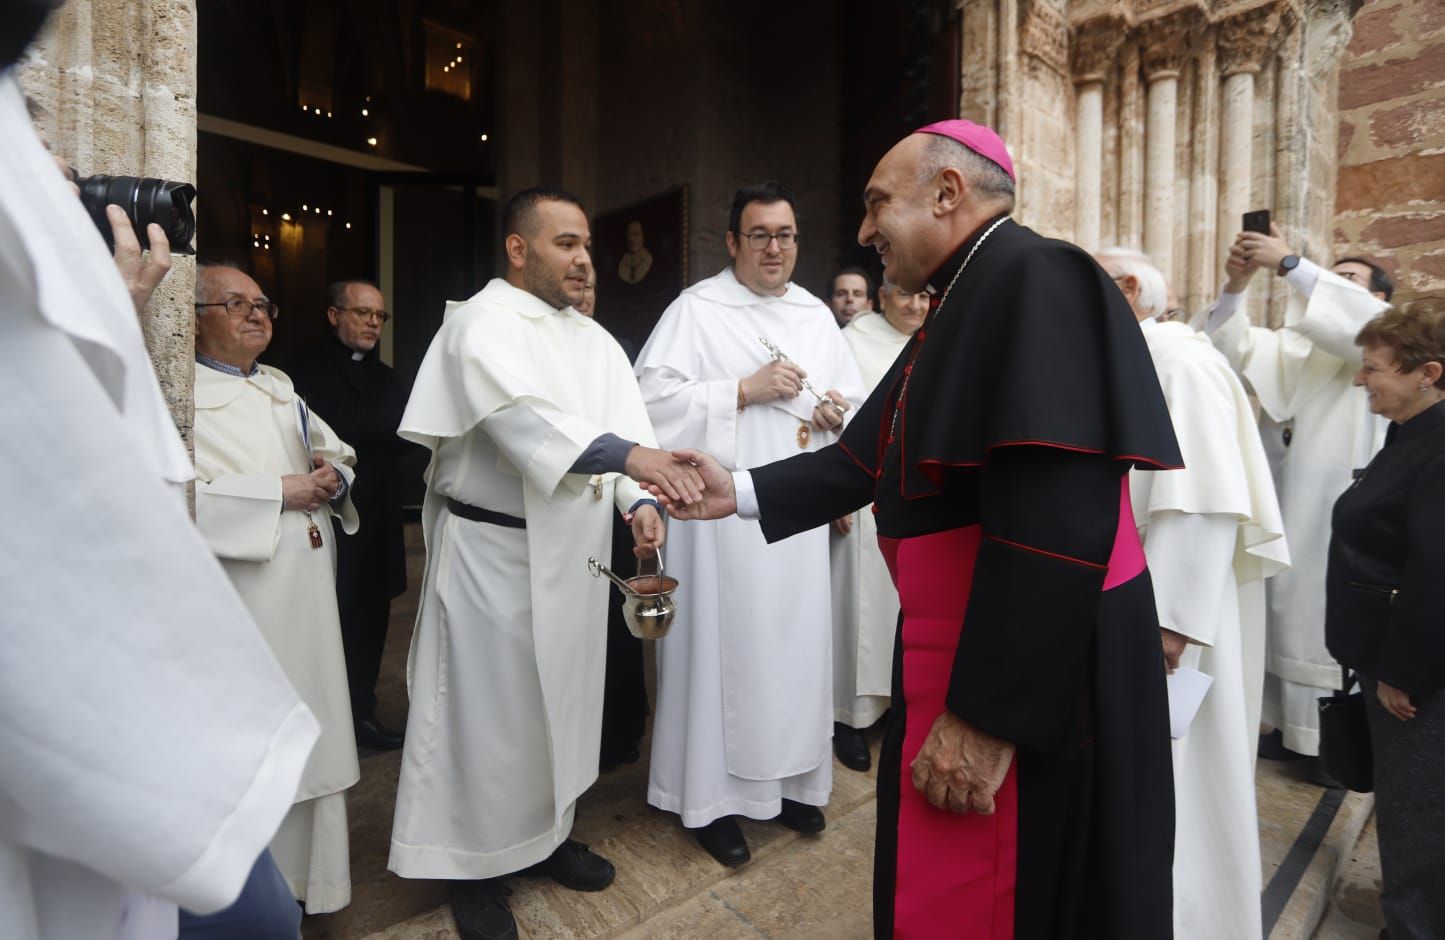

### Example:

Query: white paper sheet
xmin=1166 ymin=666 xmax=1214 ymax=739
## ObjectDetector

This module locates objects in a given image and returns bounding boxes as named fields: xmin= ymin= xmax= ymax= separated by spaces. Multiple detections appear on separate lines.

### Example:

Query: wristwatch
xmin=1277 ymin=254 xmax=1300 ymax=277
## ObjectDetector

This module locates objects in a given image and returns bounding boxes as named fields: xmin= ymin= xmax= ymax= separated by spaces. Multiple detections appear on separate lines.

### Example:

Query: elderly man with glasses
xmin=193 ymin=261 xmax=362 ymax=915
xmin=287 ymin=280 xmax=418 ymax=753
xmin=634 ymin=181 xmax=866 ymax=867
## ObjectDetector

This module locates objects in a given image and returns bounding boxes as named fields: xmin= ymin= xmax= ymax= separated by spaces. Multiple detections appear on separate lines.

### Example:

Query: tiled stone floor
xmin=299 ymin=526 xmax=1381 ymax=939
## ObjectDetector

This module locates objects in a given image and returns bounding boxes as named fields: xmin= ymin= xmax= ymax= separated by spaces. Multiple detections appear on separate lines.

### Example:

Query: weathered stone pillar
xmin=1117 ymin=41 xmax=1145 ymax=249
xmin=1216 ymin=3 xmax=1289 ymax=280
xmin=1144 ymin=74 xmax=1179 ymax=271
xmin=1141 ymin=13 xmax=1197 ymax=282
xmin=1074 ymin=82 xmax=1105 ymax=251
xmin=1185 ymin=31 xmax=1220 ymax=315
xmin=21 ymin=0 xmax=198 ymax=467
xmin=1070 ymin=22 xmax=1124 ymax=253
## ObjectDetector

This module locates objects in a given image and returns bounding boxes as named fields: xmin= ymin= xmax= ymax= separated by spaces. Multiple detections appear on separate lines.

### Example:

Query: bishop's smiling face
xmin=858 ymin=135 xmax=946 ymax=294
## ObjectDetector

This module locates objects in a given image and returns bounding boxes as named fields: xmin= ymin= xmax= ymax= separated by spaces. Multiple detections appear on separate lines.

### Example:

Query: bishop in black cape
xmin=663 ymin=129 xmax=1185 ymax=932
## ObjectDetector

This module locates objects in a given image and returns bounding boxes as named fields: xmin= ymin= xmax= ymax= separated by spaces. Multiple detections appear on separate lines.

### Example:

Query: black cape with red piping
xmin=843 ymin=214 xmax=1183 ymax=491
xmin=749 ymin=216 xmax=1183 ymax=938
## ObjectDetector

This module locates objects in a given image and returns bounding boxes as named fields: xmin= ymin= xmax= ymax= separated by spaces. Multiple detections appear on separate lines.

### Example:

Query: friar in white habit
xmin=828 ymin=281 xmax=929 ymax=771
xmin=0 ymin=53 xmax=319 ymax=939
xmin=1101 ymin=248 xmax=1289 ymax=940
xmin=1200 ymin=225 xmax=1391 ymax=765
xmin=636 ymin=181 xmax=867 ymax=867
xmin=388 ymin=187 xmax=699 ymax=940
xmin=192 ymin=263 xmax=361 ymax=915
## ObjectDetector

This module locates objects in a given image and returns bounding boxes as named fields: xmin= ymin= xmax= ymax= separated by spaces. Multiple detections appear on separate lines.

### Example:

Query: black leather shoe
xmin=833 ymin=722 xmax=872 ymax=772
xmin=774 ymin=799 xmax=826 ymax=834
xmin=599 ymin=743 xmax=641 ymax=773
xmin=694 ymin=816 xmax=751 ymax=867
xmin=355 ymin=716 xmax=404 ymax=751
xmin=520 ymin=839 xmax=615 ymax=891
xmin=1257 ymin=729 xmax=1305 ymax=762
xmin=450 ymin=879 xmax=517 ymax=940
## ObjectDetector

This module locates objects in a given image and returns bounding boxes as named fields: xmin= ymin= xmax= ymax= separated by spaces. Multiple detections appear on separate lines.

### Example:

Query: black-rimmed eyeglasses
xmin=741 ymin=231 xmax=799 ymax=250
xmin=195 ymin=298 xmax=279 ymax=320
xmin=334 ymin=306 xmax=392 ymax=324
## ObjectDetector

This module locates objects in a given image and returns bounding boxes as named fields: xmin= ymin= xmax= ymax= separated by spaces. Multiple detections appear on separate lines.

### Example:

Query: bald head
xmin=856 ymin=133 xmax=1016 ymax=293
xmin=194 ymin=263 xmax=274 ymax=371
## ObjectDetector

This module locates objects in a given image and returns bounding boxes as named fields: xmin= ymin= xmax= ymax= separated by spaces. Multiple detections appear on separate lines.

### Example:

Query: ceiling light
xmin=281 ymin=212 xmax=292 ymax=221
xmin=366 ymin=137 xmax=377 ymax=146
xmin=361 ymin=108 xmax=369 ymax=116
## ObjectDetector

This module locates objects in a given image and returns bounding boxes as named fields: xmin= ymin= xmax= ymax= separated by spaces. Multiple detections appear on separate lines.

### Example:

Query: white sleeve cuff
xmin=1205 ymin=289 xmax=1245 ymax=336
xmin=1285 ymin=257 xmax=1323 ymax=297
xmin=733 ymin=470 xmax=759 ymax=519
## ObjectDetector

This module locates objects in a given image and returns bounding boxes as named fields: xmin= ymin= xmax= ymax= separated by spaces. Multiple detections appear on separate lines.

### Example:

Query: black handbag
xmin=1317 ymin=668 xmax=1373 ymax=793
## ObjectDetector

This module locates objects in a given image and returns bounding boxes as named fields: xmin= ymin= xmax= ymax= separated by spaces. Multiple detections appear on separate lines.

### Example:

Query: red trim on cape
xmin=917 ymin=438 xmax=1183 ymax=471
xmin=985 ymin=533 xmax=1108 ymax=571
xmin=837 ymin=438 xmax=879 ymax=479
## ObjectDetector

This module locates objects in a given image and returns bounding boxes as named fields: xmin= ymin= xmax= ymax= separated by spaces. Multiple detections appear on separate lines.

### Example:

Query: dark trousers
xmin=179 ymin=850 xmax=300 ymax=939
xmin=339 ymin=579 xmax=392 ymax=722
xmin=1362 ymin=675 xmax=1445 ymax=940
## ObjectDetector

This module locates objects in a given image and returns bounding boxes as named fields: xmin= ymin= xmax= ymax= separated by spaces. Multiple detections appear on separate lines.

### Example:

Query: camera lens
xmin=77 ymin=174 xmax=197 ymax=255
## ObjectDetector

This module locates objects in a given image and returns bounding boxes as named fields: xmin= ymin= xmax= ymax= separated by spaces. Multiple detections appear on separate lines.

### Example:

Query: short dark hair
xmin=1335 ymin=256 xmax=1395 ymax=301
xmin=830 ymin=266 xmax=874 ymax=299
xmin=728 ymin=181 xmax=798 ymax=235
xmin=327 ymin=279 xmax=379 ymax=310
xmin=502 ymin=187 xmax=586 ymax=239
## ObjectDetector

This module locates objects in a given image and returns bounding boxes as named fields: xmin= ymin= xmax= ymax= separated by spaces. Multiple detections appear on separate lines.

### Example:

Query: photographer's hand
xmin=107 ymin=204 xmax=171 ymax=315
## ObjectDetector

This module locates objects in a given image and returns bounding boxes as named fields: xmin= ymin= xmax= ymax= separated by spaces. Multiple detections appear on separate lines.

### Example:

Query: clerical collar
xmin=351 ymin=351 xmax=365 ymax=361
xmin=196 ymin=352 xmax=259 ymax=377
xmin=925 ymin=212 xmax=1013 ymax=295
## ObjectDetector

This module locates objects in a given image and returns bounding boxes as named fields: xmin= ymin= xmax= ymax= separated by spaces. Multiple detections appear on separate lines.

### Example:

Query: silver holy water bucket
xmin=587 ymin=548 xmax=679 ymax=640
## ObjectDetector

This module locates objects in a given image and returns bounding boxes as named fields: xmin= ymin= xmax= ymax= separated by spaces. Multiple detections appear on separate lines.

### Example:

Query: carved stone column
xmin=1117 ymin=40 xmax=1145 ymax=248
xmin=1215 ymin=2 xmax=1290 ymax=270
xmin=21 ymin=1 xmax=199 ymax=472
xmin=1185 ymin=31 xmax=1220 ymax=315
xmin=1071 ymin=22 xmax=1125 ymax=253
xmin=1140 ymin=12 xmax=1198 ymax=282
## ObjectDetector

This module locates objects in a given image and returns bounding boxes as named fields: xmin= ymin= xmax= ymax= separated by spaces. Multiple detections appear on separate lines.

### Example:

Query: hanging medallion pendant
xmin=307 ymin=518 xmax=324 ymax=549
xmin=796 ymin=422 xmax=811 ymax=449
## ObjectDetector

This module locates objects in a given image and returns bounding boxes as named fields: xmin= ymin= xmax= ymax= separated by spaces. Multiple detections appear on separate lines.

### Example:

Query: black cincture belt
xmin=445 ymin=498 xmax=526 ymax=529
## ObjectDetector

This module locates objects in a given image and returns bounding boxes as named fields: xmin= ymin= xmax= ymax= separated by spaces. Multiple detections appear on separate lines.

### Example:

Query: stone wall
xmin=21 ymin=0 xmax=198 ymax=463
xmin=961 ymin=0 xmax=1365 ymax=326
xmin=1333 ymin=0 xmax=1445 ymax=302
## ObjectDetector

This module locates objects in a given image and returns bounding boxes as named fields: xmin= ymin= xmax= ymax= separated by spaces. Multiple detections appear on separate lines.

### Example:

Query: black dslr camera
xmin=78 ymin=175 xmax=197 ymax=255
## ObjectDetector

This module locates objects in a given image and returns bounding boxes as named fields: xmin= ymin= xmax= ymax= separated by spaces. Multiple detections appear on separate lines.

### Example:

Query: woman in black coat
xmin=1325 ymin=302 xmax=1445 ymax=940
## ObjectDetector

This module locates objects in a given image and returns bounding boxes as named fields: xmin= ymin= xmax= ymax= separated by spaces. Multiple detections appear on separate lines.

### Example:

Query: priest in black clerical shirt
xmin=286 ymin=280 xmax=414 ymax=751
xmin=650 ymin=122 xmax=1183 ymax=939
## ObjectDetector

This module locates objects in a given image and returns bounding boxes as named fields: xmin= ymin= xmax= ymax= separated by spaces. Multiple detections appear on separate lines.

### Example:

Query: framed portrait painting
xmin=592 ymin=187 xmax=688 ymax=358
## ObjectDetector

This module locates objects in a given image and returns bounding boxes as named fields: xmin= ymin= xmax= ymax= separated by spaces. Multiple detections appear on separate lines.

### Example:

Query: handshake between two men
xmin=620 ymin=444 xmax=1017 ymax=821
xmin=620 ymin=356 xmax=849 ymax=557
xmin=616 ymin=446 xmax=735 ymax=560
